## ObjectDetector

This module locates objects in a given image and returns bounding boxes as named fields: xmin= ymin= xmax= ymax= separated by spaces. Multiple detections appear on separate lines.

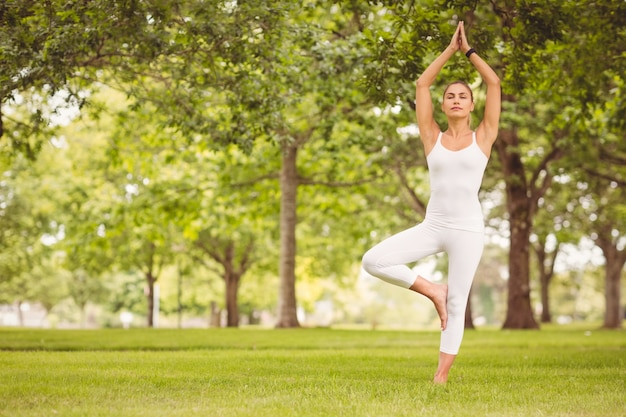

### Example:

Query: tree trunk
xmin=194 ymin=237 xmax=254 ymax=328
xmin=504 ymin=198 xmax=538 ymax=328
xmin=603 ymin=259 xmax=624 ymax=329
xmin=16 ymin=300 xmax=24 ymax=327
xmin=146 ymin=271 xmax=155 ymax=327
xmin=595 ymin=229 xmax=626 ymax=329
xmin=539 ymin=267 xmax=552 ymax=323
xmin=225 ymin=269 xmax=240 ymax=327
xmin=79 ymin=302 xmax=87 ymax=329
xmin=464 ymin=289 xmax=475 ymax=329
xmin=221 ymin=243 xmax=241 ymax=327
xmin=496 ymin=127 xmax=539 ymax=329
xmin=534 ymin=245 xmax=551 ymax=322
xmin=210 ymin=301 xmax=221 ymax=327
xmin=177 ymin=263 xmax=183 ymax=329
xmin=276 ymin=142 xmax=300 ymax=328
xmin=533 ymin=239 xmax=559 ymax=324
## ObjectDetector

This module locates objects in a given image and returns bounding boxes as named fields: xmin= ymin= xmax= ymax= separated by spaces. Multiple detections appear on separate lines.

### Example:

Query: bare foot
xmin=432 ymin=283 xmax=448 ymax=330
xmin=409 ymin=277 xmax=448 ymax=330
xmin=433 ymin=351 xmax=455 ymax=384
xmin=433 ymin=375 xmax=448 ymax=384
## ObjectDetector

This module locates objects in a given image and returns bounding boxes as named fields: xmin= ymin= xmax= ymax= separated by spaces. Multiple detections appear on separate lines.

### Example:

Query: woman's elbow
xmin=415 ymin=76 xmax=429 ymax=89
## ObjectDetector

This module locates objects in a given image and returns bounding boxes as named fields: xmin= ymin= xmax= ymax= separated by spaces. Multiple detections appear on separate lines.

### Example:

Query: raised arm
xmin=415 ymin=24 xmax=461 ymax=152
xmin=459 ymin=22 xmax=501 ymax=150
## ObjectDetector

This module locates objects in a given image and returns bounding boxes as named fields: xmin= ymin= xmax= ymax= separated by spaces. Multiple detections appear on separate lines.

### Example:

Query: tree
xmin=581 ymin=75 xmax=626 ymax=329
xmin=0 ymin=0 xmax=181 ymax=157
xmin=531 ymin=233 xmax=560 ymax=323
xmin=101 ymin=83 xmax=281 ymax=327
xmin=191 ymin=233 xmax=255 ymax=327
xmin=52 ymin=112 xmax=119 ymax=327
xmin=530 ymin=165 xmax=590 ymax=324
xmin=0 ymin=148 xmax=64 ymax=325
xmin=104 ymin=150 xmax=179 ymax=328
xmin=197 ymin=2 xmax=387 ymax=327
xmin=494 ymin=0 xmax=626 ymax=328
xmin=6 ymin=0 xmax=624 ymax=331
xmin=574 ymin=146 xmax=626 ymax=329
xmin=593 ymin=218 xmax=626 ymax=329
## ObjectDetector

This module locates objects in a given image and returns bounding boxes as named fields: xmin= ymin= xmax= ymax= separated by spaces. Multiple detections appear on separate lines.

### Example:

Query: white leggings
xmin=362 ymin=220 xmax=484 ymax=355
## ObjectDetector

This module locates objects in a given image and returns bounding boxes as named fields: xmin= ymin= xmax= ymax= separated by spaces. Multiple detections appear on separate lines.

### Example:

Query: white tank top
xmin=425 ymin=131 xmax=488 ymax=232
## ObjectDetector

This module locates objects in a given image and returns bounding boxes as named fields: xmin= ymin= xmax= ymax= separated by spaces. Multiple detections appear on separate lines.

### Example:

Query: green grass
xmin=1 ymin=326 xmax=624 ymax=416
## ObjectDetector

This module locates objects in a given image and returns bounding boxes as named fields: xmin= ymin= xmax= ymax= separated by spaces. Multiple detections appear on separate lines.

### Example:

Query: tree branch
xmin=391 ymin=164 xmax=427 ymax=217
xmin=582 ymin=168 xmax=626 ymax=186
xmin=598 ymin=149 xmax=626 ymax=166
xmin=189 ymin=248 xmax=223 ymax=277
xmin=297 ymin=176 xmax=378 ymax=188
xmin=529 ymin=142 xmax=565 ymax=216
xmin=229 ymin=173 xmax=280 ymax=188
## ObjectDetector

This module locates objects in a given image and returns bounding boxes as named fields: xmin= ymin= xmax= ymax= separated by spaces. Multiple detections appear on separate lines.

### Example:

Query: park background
xmin=0 ymin=0 xmax=625 ymax=332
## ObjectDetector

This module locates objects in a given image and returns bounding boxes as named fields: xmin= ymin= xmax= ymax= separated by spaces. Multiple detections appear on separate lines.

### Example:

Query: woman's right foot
xmin=431 ymin=283 xmax=448 ymax=330
xmin=409 ymin=277 xmax=448 ymax=330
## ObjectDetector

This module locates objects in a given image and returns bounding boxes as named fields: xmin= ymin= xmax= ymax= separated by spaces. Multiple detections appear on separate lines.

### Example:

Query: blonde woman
xmin=362 ymin=21 xmax=501 ymax=384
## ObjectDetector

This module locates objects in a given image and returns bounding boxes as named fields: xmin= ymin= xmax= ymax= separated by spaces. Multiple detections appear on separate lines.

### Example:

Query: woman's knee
xmin=446 ymin=294 xmax=469 ymax=317
xmin=361 ymin=249 xmax=379 ymax=275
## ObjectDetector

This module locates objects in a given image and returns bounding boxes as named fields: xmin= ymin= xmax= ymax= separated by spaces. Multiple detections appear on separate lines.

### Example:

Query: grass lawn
xmin=0 ymin=325 xmax=624 ymax=416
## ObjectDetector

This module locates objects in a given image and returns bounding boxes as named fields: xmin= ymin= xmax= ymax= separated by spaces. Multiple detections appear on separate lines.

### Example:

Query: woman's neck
xmin=445 ymin=119 xmax=472 ymax=138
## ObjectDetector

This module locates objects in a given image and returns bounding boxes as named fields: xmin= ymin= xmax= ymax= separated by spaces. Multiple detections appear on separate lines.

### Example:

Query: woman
xmin=362 ymin=21 xmax=501 ymax=384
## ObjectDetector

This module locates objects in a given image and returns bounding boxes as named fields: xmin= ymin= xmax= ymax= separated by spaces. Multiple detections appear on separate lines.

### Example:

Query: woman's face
xmin=442 ymin=84 xmax=474 ymax=118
